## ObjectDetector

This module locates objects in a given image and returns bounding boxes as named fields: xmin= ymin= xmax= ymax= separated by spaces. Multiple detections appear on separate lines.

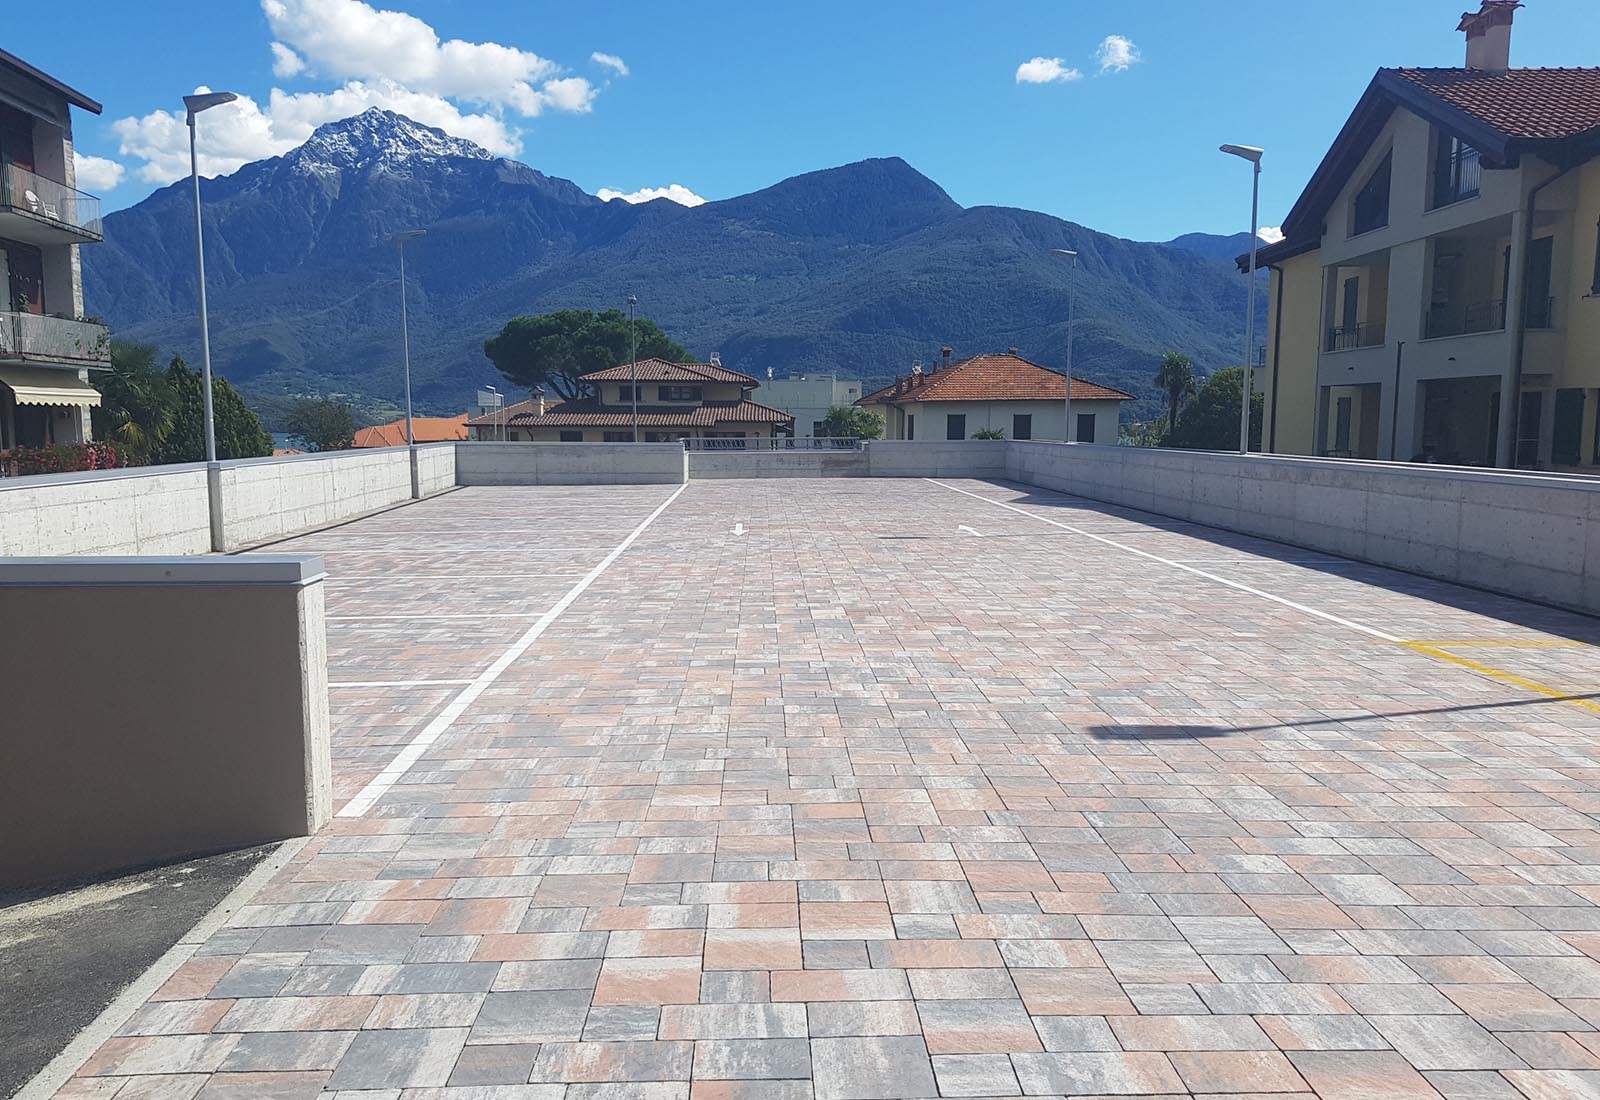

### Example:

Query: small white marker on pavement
xmin=958 ymin=525 xmax=986 ymax=538
xmin=733 ymin=523 xmax=746 ymax=536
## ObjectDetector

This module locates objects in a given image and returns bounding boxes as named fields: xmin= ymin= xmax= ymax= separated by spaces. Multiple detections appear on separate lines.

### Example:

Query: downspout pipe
xmin=1267 ymin=265 xmax=1285 ymax=453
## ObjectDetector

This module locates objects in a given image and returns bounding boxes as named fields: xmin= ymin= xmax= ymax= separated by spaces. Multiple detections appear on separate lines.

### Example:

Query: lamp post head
xmin=395 ymin=229 xmax=426 ymax=244
xmin=184 ymin=92 xmax=238 ymax=121
xmin=1052 ymin=248 xmax=1078 ymax=262
xmin=626 ymin=294 xmax=638 ymax=307
xmin=1220 ymin=143 xmax=1264 ymax=164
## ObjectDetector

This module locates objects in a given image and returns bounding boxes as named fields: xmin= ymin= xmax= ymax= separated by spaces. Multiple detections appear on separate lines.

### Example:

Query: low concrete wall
xmin=690 ymin=449 xmax=870 ymax=479
xmin=0 ymin=557 xmax=331 ymax=890
xmin=0 ymin=445 xmax=457 ymax=556
xmin=867 ymin=440 xmax=1010 ymax=479
xmin=1008 ymin=441 xmax=1600 ymax=616
xmin=457 ymin=442 xmax=687 ymax=485
xmin=220 ymin=444 xmax=455 ymax=550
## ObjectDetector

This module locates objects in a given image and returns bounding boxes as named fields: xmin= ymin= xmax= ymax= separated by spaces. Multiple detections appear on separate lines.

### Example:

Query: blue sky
xmin=12 ymin=0 xmax=1600 ymax=241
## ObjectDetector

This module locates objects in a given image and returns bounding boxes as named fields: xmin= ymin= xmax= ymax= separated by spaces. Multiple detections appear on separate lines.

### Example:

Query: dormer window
xmin=1431 ymin=132 xmax=1481 ymax=209
xmin=1351 ymin=152 xmax=1392 ymax=236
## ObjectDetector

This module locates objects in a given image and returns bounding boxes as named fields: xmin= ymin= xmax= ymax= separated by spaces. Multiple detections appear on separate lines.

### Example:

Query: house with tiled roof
xmin=465 ymin=358 xmax=794 ymax=443
xmin=1244 ymin=1 xmax=1600 ymax=469
xmin=859 ymin=348 xmax=1132 ymax=442
xmin=352 ymin=414 xmax=468 ymax=448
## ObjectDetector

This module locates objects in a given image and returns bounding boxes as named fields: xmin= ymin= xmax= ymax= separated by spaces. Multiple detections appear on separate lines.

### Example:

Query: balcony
xmin=0 ymin=311 xmax=110 ymax=365
xmin=1526 ymin=295 xmax=1556 ymax=331
xmin=1425 ymin=298 xmax=1504 ymax=340
xmin=0 ymin=163 xmax=103 ymax=244
xmin=1325 ymin=320 xmax=1386 ymax=352
xmin=1430 ymin=144 xmax=1481 ymax=210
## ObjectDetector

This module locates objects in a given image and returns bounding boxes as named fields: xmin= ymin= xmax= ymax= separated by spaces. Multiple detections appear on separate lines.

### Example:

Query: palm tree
xmin=1155 ymin=351 xmax=1197 ymax=435
xmin=94 ymin=341 xmax=177 ymax=463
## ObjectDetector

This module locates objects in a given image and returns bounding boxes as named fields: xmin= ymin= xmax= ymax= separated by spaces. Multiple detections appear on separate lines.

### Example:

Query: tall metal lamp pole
xmin=627 ymin=294 xmax=639 ymax=443
xmin=1221 ymin=144 xmax=1264 ymax=455
xmin=1053 ymin=249 xmax=1078 ymax=442
xmin=396 ymin=229 xmax=426 ymax=497
xmin=184 ymin=90 xmax=238 ymax=552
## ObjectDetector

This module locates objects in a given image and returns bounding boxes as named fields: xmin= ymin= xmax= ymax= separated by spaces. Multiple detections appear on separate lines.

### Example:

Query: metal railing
xmin=1325 ymin=320 xmax=1387 ymax=352
xmin=1431 ymin=146 xmax=1481 ymax=209
xmin=1425 ymin=298 xmax=1504 ymax=340
xmin=1526 ymin=295 xmax=1556 ymax=330
xmin=1 ymin=162 xmax=103 ymax=238
xmin=0 ymin=311 xmax=111 ymax=364
xmin=683 ymin=435 xmax=865 ymax=452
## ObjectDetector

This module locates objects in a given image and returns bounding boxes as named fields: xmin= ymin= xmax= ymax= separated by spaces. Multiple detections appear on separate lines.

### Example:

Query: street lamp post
xmin=627 ymin=294 xmax=639 ymax=443
xmin=1221 ymin=144 xmax=1264 ymax=455
xmin=185 ymin=90 xmax=238 ymax=552
xmin=395 ymin=229 xmax=426 ymax=498
xmin=1053 ymin=249 xmax=1078 ymax=442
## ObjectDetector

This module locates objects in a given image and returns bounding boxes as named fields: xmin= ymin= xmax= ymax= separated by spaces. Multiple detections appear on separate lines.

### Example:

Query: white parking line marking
xmin=338 ymin=483 xmax=689 ymax=816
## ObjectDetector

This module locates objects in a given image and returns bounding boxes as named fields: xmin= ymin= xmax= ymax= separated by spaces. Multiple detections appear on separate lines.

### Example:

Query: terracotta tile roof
xmin=465 ymin=398 xmax=539 ymax=428
xmin=352 ymin=414 xmax=468 ymax=447
xmin=579 ymin=358 xmax=759 ymax=385
xmin=508 ymin=398 xmax=794 ymax=429
xmin=859 ymin=352 xmax=1134 ymax=406
xmin=1388 ymin=67 xmax=1600 ymax=142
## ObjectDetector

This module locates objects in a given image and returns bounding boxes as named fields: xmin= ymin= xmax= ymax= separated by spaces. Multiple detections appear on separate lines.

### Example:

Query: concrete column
xmin=1581 ymin=388 xmax=1599 ymax=466
xmin=1496 ymin=206 xmax=1530 ymax=467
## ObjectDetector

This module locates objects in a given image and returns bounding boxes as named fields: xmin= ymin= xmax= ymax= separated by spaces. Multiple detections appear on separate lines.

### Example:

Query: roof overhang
xmin=0 ymin=364 xmax=101 ymax=407
xmin=0 ymin=49 xmax=102 ymax=115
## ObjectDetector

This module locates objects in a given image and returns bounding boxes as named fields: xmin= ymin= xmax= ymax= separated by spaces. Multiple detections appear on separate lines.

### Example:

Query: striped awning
xmin=0 ymin=365 xmax=101 ymax=408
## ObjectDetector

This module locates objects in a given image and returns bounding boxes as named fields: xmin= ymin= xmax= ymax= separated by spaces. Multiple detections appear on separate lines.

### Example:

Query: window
xmin=1012 ymin=414 xmax=1032 ymax=441
xmin=559 ymin=430 xmax=583 ymax=442
xmin=1351 ymin=152 xmax=1391 ymax=236
xmin=603 ymin=431 xmax=632 ymax=442
xmin=1431 ymin=133 xmax=1480 ymax=209
xmin=812 ymin=420 xmax=826 ymax=438
xmin=1333 ymin=397 xmax=1353 ymax=453
xmin=659 ymin=385 xmax=702 ymax=401
xmin=945 ymin=414 xmax=966 ymax=440
xmin=2 ymin=238 xmax=45 ymax=313
xmin=906 ymin=414 xmax=915 ymax=440
xmin=617 ymin=385 xmax=644 ymax=402
xmin=1075 ymin=413 xmax=1096 ymax=443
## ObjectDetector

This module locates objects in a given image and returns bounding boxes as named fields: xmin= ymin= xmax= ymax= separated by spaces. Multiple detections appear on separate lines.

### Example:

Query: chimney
xmin=940 ymin=346 xmax=952 ymax=372
xmin=1007 ymin=346 xmax=1019 ymax=356
xmin=533 ymin=387 xmax=546 ymax=417
xmin=1459 ymin=0 xmax=1521 ymax=72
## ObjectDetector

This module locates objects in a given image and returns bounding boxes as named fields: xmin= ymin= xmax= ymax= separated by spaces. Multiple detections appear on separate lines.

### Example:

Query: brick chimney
xmin=533 ymin=387 xmax=546 ymax=416
xmin=1459 ymin=0 xmax=1521 ymax=72
xmin=940 ymin=346 xmax=952 ymax=372
xmin=1007 ymin=346 xmax=1019 ymax=356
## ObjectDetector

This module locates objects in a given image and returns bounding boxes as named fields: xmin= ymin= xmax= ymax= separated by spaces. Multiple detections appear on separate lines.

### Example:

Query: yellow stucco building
xmin=1248 ymin=1 xmax=1600 ymax=470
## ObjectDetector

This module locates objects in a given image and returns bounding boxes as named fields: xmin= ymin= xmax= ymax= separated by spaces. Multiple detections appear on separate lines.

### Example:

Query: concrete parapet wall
xmin=1008 ymin=441 xmax=1600 ymax=616
xmin=456 ymin=442 xmax=687 ymax=485
xmin=867 ymin=440 xmax=1010 ymax=479
xmin=0 ymin=557 xmax=331 ymax=890
xmin=690 ymin=449 xmax=870 ymax=479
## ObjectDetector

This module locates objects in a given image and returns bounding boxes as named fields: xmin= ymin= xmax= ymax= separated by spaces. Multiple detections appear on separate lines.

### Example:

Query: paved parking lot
xmin=44 ymin=477 xmax=1600 ymax=1099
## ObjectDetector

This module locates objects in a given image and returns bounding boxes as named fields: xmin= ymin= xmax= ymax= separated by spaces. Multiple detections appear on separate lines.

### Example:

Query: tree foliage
xmin=284 ymin=396 xmax=357 ymax=452
xmin=485 ymin=309 xmax=689 ymax=401
xmin=971 ymin=427 xmax=1006 ymax=439
xmin=93 ymin=340 xmax=178 ymax=464
xmin=1154 ymin=351 xmax=1197 ymax=434
xmin=819 ymin=405 xmax=884 ymax=440
xmin=1163 ymin=366 xmax=1263 ymax=452
xmin=138 ymin=355 xmax=273 ymax=464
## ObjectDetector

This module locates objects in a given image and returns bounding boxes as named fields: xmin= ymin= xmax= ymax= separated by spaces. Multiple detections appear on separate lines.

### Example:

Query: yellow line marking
xmin=1405 ymin=640 xmax=1593 ymax=649
xmin=1399 ymin=641 xmax=1600 ymax=715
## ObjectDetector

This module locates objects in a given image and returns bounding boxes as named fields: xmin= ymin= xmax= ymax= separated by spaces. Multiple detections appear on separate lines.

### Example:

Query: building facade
xmin=1249 ymin=2 xmax=1600 ymax=470
xmin=0 ymin=49 xmax=106 ymax=451
xmin=467 ymin=359 xmax=794 ymax=442
xmin=859 ymin=350 xmax=1131 ymax=443
xmin=758 ymin=374 xmax=863 ymax=438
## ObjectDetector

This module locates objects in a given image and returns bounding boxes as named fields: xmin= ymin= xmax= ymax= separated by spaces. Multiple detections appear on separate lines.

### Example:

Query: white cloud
xmin=1258 ymin=226 xmax=1286 ymax=244
xmin=597 ymin=184 xmax=706 ymax=207
xmin=72 ymin=151 xmax=125 ymax=192
xmin=270 ymin=42 xmax=306 ymax=77
xmin=112 ymin=0 xmax=607 ymax=185
xmin=1095 ymin=35 xmax=1140 ymax=74
xmin=591 ymin=52 xmax=628 ymax=77
xmin=1016 ymin=57 xmax=1082 ymax=85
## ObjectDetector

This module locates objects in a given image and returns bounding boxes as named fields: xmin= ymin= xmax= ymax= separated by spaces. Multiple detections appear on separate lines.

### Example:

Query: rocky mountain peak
xmin=284 ymin=107 xmax=496 ymax=175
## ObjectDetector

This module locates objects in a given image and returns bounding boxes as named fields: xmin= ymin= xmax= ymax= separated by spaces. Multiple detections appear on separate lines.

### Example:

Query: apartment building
xmin=859 ymin=349 xmax=1131 ymax=442
xmin=467 ymin=358 xmax=794 ymax=442
xmin=758 ymin=373 xmax=863 ymax=438
xmin=0 ymin=49 xmax=106 ymax=450
xmin=1249 ymin=1 xmax=1600 ymax=469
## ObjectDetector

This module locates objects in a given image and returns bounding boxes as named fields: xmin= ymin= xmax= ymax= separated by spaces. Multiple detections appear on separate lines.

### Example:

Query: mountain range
xmin=85 ymin=109 xmax=1264 ymax=426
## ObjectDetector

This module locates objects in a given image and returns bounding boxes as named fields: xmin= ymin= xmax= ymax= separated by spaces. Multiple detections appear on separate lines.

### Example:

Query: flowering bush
xmin=0 ymin=441 xmax=120 ymax=476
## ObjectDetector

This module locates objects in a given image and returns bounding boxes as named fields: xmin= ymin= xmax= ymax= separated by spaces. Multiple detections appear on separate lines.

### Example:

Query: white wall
xmin=457 ymin=442 xmax=687 ymax=485
xmin=867 ymin=440 xmax=1009 ymax=478
xmin=1008 ymin=441 xmax=1600 ymax=616
xmin=886 ymin=399 xmax=1121 ymax=443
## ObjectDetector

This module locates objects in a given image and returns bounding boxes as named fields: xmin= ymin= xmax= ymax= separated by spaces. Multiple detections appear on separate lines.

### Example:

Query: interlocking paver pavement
xmin=46 ymin=477 xmax=1600 ymax=1099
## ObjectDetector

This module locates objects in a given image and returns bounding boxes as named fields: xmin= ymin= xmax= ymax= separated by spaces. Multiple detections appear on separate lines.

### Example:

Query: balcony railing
xmin=1425 ymin=298 xmax=1504 ymax=340
xmin=684 ymin=436 xmax=864 ymax=451
xmin=1526 ymin=295 xmax=1556 ymax=330
xmin=1431 ymin=146 xmax=1481 ymax=209
xmin=1325 ymin=321 xmax=1386 ymax=352
xmin=1 ymin=163 xmax=103 ymax=238
xmin=0 ymin=311 xmax=111 ymax=364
